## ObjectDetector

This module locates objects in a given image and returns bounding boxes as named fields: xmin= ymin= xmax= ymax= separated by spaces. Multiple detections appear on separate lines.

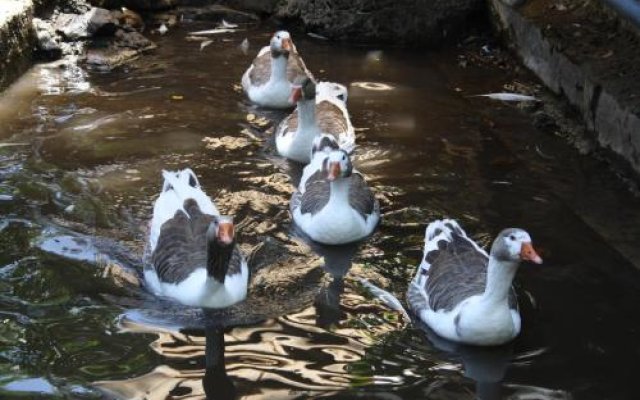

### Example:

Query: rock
xmin=276 ymin=0 xmax=483 ymax=45
xmin=85 ymin=28 xmax=156 ymax=70
xmin=177 ymin=4 xmax=259 ymax=23
xmin=33 ymin=18 xmax=63 ymax=60
xmin=88 ymin=0 xmax=177 ymax=11
xmin=215 ymin=0 xmax=280 ymax=15
xmin=55 ymin=7 xmax=118 ymax=40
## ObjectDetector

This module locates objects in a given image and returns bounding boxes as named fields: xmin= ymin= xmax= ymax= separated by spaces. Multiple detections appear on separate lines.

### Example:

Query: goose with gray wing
xmin=241 ymin=31 xmax=313 ymax=109
xmin=407 ymin=219 xmax=542 ymax=346
xmin=144 ymin=169 xmax=249 ymax=308
xmin=291 ymin=141 xmax=379 ymax=245
xmin=276 ymin=78 xmax=355 ymax=164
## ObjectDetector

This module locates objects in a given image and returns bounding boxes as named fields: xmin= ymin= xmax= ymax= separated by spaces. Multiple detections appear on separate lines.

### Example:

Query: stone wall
xmin=490 ymin=0 xmax=640 ymax=176
xmin=0 ymin=1 xmax=36 ymax=91
xmin=276 ymin=0 xmax=484 ymax=45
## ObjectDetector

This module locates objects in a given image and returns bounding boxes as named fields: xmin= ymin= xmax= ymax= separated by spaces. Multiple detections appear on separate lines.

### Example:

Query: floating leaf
xmin=171 ymin=95 xmax=184 ymax=100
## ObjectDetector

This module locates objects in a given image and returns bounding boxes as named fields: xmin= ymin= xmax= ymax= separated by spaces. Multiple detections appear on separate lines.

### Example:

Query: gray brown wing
xmin=248 ymin=51 xmax=272 ymax=87
xmin=348 ymin=173 xmax=376 ymax=219
xmin=425 ymin=233 xmax=517 ymax=312
xmin=316 ymin=101 xmax=348 ymax=136
xmin=299 ymin=170 xmax=330 ymax=215
xmin=289 ymin=52 xmax=312 ymax=82
xmin=151 ymin=199 xmax=211 ymax=284
xmin=279 ymin=101 xmax=345 ymax=138
xmin=277 ymin=111 xmax=296 ymax=137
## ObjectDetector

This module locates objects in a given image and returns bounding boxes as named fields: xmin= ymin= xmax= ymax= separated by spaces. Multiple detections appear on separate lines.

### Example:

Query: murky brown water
xmin=1 ymin=21 xmax=640 ymax=399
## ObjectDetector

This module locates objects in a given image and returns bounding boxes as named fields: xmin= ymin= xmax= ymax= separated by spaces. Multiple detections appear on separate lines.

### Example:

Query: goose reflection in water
xmin=202 ymin=325 xmax=236 ymax=400
xmin=417 ymin=320 xmax=512 ymax=400
xmin=290 ymin=223 xmax=363 ymax=329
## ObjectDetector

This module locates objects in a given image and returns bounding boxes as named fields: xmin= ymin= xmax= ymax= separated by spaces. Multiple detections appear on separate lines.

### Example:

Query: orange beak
xmin=327 ymin=162 xmax=341 ymax=181
xmin=217 ymin=222 xmax=235 ymax=245
xmin=289 ymin=86 xmax=302 ymax=104
xmin=282 ymin=38 xmax=292 ymax=51
xmin=520 ymin=242 xmax=542 ymax=264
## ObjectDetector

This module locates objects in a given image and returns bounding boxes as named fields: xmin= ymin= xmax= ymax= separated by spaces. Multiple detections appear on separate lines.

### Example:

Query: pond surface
xmin=1 ymin=21 xmax=640 ymax=400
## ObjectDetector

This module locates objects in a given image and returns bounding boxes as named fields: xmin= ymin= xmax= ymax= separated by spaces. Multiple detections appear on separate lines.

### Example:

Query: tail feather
xmin=413 ymin=219 xmax=467 ymax=285
xmin=149 ymin=169 xmax=218 ymax=251
xmin=358 ymin=278 xmax=411 ymax=322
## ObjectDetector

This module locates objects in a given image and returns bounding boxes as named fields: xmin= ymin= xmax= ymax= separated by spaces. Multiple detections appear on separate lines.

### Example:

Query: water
xmin=0 ymin=21 xmax=640 ymax=399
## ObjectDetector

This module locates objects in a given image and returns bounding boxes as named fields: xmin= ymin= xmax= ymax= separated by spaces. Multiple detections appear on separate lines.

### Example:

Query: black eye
xmin=337 ymin=94 xmax=345 ymax=101
xmin=509 ymin=235 xmax=516 ymax=241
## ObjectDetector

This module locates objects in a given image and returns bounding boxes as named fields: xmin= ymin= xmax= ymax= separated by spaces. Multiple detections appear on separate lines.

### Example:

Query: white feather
xmin=471 ymin=93 xmax=539 ymax=102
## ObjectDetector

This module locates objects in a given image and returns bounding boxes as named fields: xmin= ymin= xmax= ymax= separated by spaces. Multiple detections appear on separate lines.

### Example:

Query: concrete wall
xmin=490 ymin=0 xmax=640 ymax=176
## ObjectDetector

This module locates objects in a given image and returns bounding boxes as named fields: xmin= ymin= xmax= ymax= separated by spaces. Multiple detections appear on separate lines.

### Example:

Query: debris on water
xmin=535 ymin=144 xmax=555 ymax=160
xmin=64 ymin=204 xmax=75 ymax=213
xmin=157 ymin=23 xmax=168 ymax=35
xmin=203 ymin=136 xmax=252 ymax=150
xmin=240 ymin=128 xmax=263 ymax=142
xmin=240 ymin=38 xmax=249 ymax=54
xmin=246 ymin=114 xmax=270 ymax=128
xmin=365 ymin=50 xmax=383 ymax=62
xmin=200 ymin=40 xmax=213 ymax=51
xmin=307 ymin=32 xmax=328 ymax=40
xmin=171 ymin=95 xmax=184 ymax=100
xmin=190 ymin=28 xmax=236 ymax=36
xmin=185 ymin=35 xmax=210 ymax=42
xmin=220 ymin=19 xmax=238 ymax=29
xmin=0 ymin=142 xmax=29 ymax=148
xmin=470 ymin=92 xmax=539 ymax=102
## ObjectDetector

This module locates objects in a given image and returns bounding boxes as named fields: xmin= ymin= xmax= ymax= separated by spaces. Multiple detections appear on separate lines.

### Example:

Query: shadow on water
xmin=1 ymin=18 xmax=640 ymax=400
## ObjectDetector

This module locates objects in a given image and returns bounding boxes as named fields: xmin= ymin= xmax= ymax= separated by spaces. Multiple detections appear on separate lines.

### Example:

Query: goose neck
xmin=328 ymin=178 xmax=350 ymax=205
xmin=207 ymin=241 xmax=234 ymax=283
xmin=482 ymin=256 xmax=518 ymax=306
xmin=270 ymin=53 xmax=288 ymax=82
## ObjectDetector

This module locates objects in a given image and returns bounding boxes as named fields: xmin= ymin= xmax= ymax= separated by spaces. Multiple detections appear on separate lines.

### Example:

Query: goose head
xmin=289 ymin=77 xmax=316 ymax=104
xmin=322 ymin=149 xmax=353 ymax=181
xmin=206 ymin=215 xmax=236 ymax=283
xmin=490 ymin=228 xmax=542 ymax=265
xmin=270 ymin=30 xmax=293 ymax=56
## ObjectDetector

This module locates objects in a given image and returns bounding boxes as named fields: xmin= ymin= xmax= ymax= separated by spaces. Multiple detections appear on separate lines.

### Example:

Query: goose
xmin=291 ymin=144 xmax=379 ymax=245
xmin=241 ymin=30 xmax=312 ymax=109
xmin=407 ymin=219 xmax=542 ymax=346
xmin=276 ymin=78 xmax=355 ymax=164
xmin=144 ymin=169 xmax=249 ymax=308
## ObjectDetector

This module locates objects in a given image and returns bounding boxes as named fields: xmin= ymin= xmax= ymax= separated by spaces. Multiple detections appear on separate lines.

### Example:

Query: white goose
xmin=407 ymin=220 xmax=542 ymax=346
xmin=144 ymin=169 xmax=249 ymax=308
xmin=276 ymin=78 xmax=355 ymax=164
xmin=291 ymin=140 xmax=379 ymax=245
xmin=241 ymin=31 xmax=312 ymax=109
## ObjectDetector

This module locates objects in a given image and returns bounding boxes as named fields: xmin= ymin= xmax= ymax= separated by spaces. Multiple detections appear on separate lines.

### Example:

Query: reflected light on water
xmin=95 ymin=277 xmax=407 ymax=399
xmin=351 ymin=81 xmax=394 ymax=91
